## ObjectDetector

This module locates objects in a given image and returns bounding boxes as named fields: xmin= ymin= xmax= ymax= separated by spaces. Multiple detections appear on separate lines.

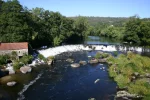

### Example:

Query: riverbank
xmin=1 ymin=43 xmax=150 ymax=100
xmin=107 ymin=51 xmax=150 ymax=99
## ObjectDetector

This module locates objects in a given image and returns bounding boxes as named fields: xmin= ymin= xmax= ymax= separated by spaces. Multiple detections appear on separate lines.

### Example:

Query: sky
xmin=19 ymin=0 xmax=150 ymax=18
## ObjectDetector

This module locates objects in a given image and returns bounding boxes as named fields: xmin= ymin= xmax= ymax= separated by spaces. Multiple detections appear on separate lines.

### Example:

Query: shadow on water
xmin=0 ymin=65 xmax=49 ymax=100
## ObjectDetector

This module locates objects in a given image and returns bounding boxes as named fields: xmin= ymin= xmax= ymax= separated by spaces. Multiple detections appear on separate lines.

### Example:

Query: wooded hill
xmin=70 ymin=16 xmax=150 ymax=27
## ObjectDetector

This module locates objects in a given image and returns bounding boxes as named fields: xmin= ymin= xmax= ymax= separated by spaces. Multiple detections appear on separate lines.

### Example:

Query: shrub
xmin=113 ymin=51 xmax=118 ymax=56
xmin=94 ymin=52 xmax=109 ymax=59
xmin=11 ymin=51 xmax=17 ymax=60
xmin=0 ymin=55 xmax=10 ymax=66
xmin=13 ymin=61 xmax=24 ymax=71
xmin=127 ymin=51 xmax=135 ymax=59
xmin=94 ymin=52 xmax=101 ymax=59
xmin=128 ymin=79 xmax=150 ymax=95
xmin=107 ymin=55 xmax=115 ymax=62
xmin=20 ymin=55 xmax=33 ymax=65
xmin=108 ymin=66 xmax=118 ymax=77
xmin=38 ymin=54 xmax=46 ymax=61
xmin=102 ymin=53 xmax=109 ymax=58
xmin=114 ymin=74 xmax=130 ymax=88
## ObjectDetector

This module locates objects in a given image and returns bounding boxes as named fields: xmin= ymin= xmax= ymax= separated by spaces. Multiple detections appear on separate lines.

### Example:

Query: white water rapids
xmin=38 ymin=44 xmax=143 ymax=58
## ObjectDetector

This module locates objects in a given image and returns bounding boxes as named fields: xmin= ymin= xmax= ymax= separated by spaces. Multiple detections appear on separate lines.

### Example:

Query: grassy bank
xmin=107 ymin=51 xmax=150 ymax=99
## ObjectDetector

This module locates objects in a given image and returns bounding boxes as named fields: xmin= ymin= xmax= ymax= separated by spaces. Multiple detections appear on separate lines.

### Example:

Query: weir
xmin=38 ymin=44 xmax=144 ymax=58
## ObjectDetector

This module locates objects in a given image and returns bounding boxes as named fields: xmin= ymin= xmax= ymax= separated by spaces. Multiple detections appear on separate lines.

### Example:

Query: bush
xmin=108 ymin=66 xmax=118 ymax=77
xmin=128 ymin=79 xmax=150 ymax=95
xmin=53 ymin=36 xmax=62 ymax=46
xmin=94 ymin=52 xmax=109 ymax=59
xmin=127 ymin=51 xmax=135 ymax=59
xmin=13 ymin=61 xmax=24 ymax=71
xmin=102 ymin=53 xmax=109 ymax=58
xmin=0 ymin=55 xmax=10 ymax=66
xmin=94 ymin=52 xmax=101 ymax=59
xmin=113 ymin=51 xmax=118 ymax=56
xmin=114 ymin=74 xmax=130 ymax=88
xmin=38 ymin=54 xmax=46 ymax=61
xmin=20 ymin=55 xmax=33 ymax=65
xmin=11 ymin=51 xmax=17 ymax=60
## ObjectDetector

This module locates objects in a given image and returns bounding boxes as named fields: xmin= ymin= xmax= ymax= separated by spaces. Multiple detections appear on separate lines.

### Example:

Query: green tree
xmin=139 ymin=22 xmax=150 ymax=45
xmin=0 ymin=0 xmax=32 ymax=42
xmin=74 ymin=16 xmax=89 ymax=40
xmin=123 ymin=16 xmax=141 ymax=44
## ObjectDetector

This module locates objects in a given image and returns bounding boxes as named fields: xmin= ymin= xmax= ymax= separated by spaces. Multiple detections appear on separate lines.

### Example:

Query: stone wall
xmin=0 ymin=49 xmax=28 ymax=57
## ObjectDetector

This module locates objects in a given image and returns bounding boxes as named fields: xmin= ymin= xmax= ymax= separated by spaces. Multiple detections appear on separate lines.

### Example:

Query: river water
xmin=1 ymin=36 xmax=150 ymax=100
xmin=19 ymin=36 xmax=118 ymax=100
xmin=22 ymin=51 xmax=117 ymax=100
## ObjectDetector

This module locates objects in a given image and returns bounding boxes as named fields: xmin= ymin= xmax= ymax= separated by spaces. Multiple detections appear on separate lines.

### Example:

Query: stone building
xmin=0 ymin=42 xmax=28 ymax=57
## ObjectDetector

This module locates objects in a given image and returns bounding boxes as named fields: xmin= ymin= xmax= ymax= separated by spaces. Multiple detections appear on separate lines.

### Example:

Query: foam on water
xmin=17 ymin=72 xmax=43 ymax=100
xmin=38 ymin=44 xmax=143 ymax=58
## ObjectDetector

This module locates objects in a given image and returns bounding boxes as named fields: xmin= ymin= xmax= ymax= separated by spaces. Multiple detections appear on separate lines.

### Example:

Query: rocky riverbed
xmin=0 ymin=51 xmax=117 ymax=100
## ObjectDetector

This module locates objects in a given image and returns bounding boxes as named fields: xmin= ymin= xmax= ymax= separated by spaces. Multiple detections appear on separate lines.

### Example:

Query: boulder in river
xmin=20 ymin=66 xmax=32 ymax=74
xmin=89 ymin=59 xmax=99 ymax=64
xmin=66 ymin=58 xmax=74 ymax=63
xmin=116 ymin=91 xmax=143 ymax=99
xmin=79 ymin=61 xmax=87 ymax=65
xmin=98 ymin=58 xmax=107 ymax=63
xmin=88 ymin=98 xmax=96 ymax=100
xmin=71 ymin=63 xmax=80 ymax=68
xmin=47 ymin=59 xmax=53 ymax=65
xmin=94 ymin=79 xmax=100 ymax=84
xmin=145 ymin=73 xmax=150 ymax=78
xmin=7 ymin=81 xmax=16 ymax=86
xmin=0 ymin=76 xmax=15 ymax=84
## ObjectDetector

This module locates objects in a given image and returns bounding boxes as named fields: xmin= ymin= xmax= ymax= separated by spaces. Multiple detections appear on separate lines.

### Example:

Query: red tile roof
xmin=0 ymin=42 xmax=28 ymax=50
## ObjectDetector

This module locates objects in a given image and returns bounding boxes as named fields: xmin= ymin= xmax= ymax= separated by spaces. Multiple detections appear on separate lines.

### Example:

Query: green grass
xmin=107 ymin=51 xmax=150 ymax=98
xmin=94 ymin=52 xmax=109 ymax=59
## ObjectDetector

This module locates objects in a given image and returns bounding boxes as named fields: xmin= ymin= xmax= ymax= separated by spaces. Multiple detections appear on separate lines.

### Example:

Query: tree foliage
xmin=123 ymin=16 xmax=150 ymax=45
xmin=0 ymin=0 xmax=89 ymax=48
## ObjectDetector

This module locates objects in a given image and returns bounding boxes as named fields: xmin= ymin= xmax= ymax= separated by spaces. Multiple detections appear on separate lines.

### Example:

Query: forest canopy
xmin=0 ymin=0 xmax=150 ymax=48
xmin=0 ymin=0 xmax=89 ymax=48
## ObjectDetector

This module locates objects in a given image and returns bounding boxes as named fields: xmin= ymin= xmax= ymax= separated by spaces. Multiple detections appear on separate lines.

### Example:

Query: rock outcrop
xmin=89 ymin=59 xmax=99 ymax=64
xmin=88 ymin=98 xmax=96 ymax=100
xmin=0 ymin=76 xmax=14 ymax=84
xmin=7 ymin=81 xmax=16 ymax=86
xmin=20 ymin=66 xmax=32 ymax=74
xmin=71 ymin=63 xmax=80 ymax=68
xmin=66 ymin=58 xmax=74 ymax=63
xmin=116 ymin=91 xmax=143 ymax=99
xmin=79 ymin=61 xmax=87 ymax=65
xmin=98 ymin=58 xmax=107 ymax=63
xmin=47 ymin=59 xmax=53 ymax=65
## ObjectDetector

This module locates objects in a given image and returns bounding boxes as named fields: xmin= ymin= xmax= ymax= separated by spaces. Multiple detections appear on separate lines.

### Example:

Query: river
xmin=1 ymin=36 xmax=150 ymax=100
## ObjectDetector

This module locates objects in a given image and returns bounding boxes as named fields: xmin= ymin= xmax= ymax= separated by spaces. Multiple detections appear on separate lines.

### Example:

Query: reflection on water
xmin=86 ymin=36 xmax=150 ymax=57
xmin=85 ymin=36 xmax=121 ymax=45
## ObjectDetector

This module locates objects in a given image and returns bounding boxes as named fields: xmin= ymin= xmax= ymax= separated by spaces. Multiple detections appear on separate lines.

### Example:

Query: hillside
xmin=69 ymin=16 xmax=150 ymax=27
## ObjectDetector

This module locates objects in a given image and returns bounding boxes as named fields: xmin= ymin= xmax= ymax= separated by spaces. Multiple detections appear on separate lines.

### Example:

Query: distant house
xmin=0 ymin=42 xmax=28 ymax=57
